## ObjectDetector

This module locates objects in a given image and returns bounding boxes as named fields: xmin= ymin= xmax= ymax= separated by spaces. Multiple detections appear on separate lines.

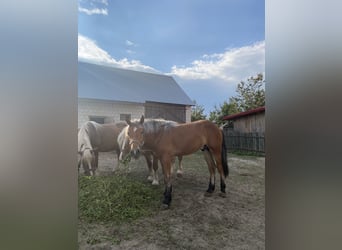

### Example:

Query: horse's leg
xmin=92 ymin=151 xmax=99 ymax=176
xmin=78 ymin=154 xmax=81 ymax=174
xmin=170 ymin=157 xmax=175 ymax=175
xmin=176 ymin=156 xmax=183 ymax=177
xmin=161 ymin=155 xmax=173 ymax=207
xmin=202 ymin=146 xmax=216 ymax=195
xmin=151 ymin=155 xmax=159 ymax=185
xmin=144 ymin=153 xmax=154 ymax=182
xmin=212 ymin=149 xmax=227 ymax=197
xmin=115 ymin=150 xmax=120 ymax=171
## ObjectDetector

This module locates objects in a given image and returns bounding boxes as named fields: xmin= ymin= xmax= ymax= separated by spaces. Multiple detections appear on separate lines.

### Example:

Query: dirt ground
xmin=79 ymin=151 xmax=265 ymax=250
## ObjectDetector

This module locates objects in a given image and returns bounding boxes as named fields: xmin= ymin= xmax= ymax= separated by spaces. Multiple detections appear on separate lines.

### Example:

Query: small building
xmin=222 ymin=106 xmax=265 ymax=133
xmin=222 ymin=107 xmax=265 ymax=154
xmin=78 ymin=61 xmax=194 ymax=128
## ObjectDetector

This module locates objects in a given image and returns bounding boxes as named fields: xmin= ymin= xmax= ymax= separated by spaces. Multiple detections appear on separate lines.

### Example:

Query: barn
xmin=222 ymin=107 xmax=265 ymax=154
xmin=222 ymin=106 xmax=265 ymax=133
xmin=78 ymin=61 xmax=194 ymax=128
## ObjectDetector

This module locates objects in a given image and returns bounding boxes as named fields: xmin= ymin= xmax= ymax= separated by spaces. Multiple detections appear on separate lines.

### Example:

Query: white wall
xmin=185 ymin=106 xmax=192 ymax=123
xmin=78 ymin=98 xmax=144 ymax=128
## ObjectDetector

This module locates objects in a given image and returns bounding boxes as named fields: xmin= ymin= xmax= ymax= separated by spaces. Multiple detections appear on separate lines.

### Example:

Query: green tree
xmin=191 ymin=100 xmax=206 ymax=121
xmin=229 ymin=73 xmax=265 ymax=112
xmin=208 ymin=101 xmax=238 ymax=126
xmin=208 ymin=73 xmax=265 ymax=125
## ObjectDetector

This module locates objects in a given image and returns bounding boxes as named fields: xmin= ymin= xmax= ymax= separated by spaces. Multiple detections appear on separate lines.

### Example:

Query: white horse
xmin=78 ymin=121 xmax=127 ymax=175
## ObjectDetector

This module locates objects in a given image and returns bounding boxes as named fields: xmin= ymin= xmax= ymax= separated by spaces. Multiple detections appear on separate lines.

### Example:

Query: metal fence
xmin=223 ymin=128 xmax=265 ymax=154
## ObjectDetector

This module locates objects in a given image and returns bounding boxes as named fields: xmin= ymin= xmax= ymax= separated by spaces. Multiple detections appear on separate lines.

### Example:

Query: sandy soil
xmin=79 ymin=151 xmax=265 ymax=250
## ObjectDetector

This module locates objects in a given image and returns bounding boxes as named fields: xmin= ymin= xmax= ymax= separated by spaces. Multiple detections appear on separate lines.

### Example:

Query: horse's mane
xmin=117 ymin=125 xmax=128 ymax=150
xmin=78 ymin=121 xmax=96 ymax=152
xmin=141 ymin=118 xmax=178 ymax=134
xmin=119 ymin=118 xmax=178 ymax=148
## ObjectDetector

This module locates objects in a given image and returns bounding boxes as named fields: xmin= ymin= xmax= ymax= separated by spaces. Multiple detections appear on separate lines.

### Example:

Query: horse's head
xmin=125 ymin=115 xmax=145 ymax=159
xmin=79 ymin=148 xmax=97 ymax=176
xmin=118 ymin=127 xmax=131 ymax=162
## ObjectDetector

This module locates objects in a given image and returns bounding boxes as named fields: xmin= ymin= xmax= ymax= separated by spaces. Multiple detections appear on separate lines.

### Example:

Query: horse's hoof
xmin=219 ymin=192 xmax=227 ymax=198
xmin=161 ymin=203 xmax=170 ymax=210
xmin=204 ymin=191 xmax=213 ymax=197
xmin=176 ymin=171 xmax=183 ymax=177
xmin=152 ymin=180 xmax=159 ymax=185
xmin=147 ymin=176 xmax=154 ymax=182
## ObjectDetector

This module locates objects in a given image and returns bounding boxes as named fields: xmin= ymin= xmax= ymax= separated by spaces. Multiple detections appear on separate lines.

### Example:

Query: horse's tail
xmin=221 ymin=130 xmax=229 ymax=177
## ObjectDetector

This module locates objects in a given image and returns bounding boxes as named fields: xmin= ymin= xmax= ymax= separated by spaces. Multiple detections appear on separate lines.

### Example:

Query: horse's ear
xmin=140 ymin=115 xmax=145 ymax=124
xmin=126 ymin=118 xmax=131 ymax=125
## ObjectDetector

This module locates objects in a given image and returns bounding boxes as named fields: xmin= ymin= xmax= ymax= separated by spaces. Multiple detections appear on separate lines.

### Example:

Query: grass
xmin=79 ymin=175 xmax=161 ymax=223
xmin=79 ymin=151 xmax=264 ymax=224
xmin=78 ymin=151 xmax=265 ymax=246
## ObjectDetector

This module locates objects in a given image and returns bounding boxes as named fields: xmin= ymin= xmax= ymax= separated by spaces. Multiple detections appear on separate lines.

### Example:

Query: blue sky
xmin=78 ymin=0 xmax=265 ymax=115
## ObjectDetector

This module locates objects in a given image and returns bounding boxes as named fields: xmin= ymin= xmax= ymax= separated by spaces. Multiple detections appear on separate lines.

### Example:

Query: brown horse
xmin=78 ymin=121 xmax=127 ymax=175
xmin=125 ymin=115 xmax=228 ymax=207
xmin=117 ymin=120 xmax=184 ymax=185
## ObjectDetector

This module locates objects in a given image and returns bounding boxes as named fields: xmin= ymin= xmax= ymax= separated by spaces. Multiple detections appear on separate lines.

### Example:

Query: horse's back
xmin=175 ymin=120 xmax=220 ymax=135
xmin=78 ymin=121 xmax=95 ymax=151
xmin=100 ymin=122 xmax=127 ymax=138
xmin=153 ymin=120 xmax=221 ymax=156
xmin=194 ymin=119 xmax=222 ymax=141
xmin=96 ymin=122 xmax=127 ymax=151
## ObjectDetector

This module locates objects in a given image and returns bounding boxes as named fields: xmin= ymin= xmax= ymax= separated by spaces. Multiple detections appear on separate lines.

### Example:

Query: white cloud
xmin=98 ymin=0 xmax=108 ymax=6
xmin=79 ymin=0 xmax=108 ymax=5
xmin=78 ymin=0 xmax=108 ymax=15
xmin=125 ymin=40 xmax=138 ymax=54
xmin=78 ymin=7 xmax=108 ymax=15
xmin=170 ymin=41 xmax=265 ymax=84
xmin=126 ymin=40 xmax=135 ymax=46
xmin=78 ymin=34 xmax=159 ymax=73
xmin=78 ymin=34 xmax=113 ymax=63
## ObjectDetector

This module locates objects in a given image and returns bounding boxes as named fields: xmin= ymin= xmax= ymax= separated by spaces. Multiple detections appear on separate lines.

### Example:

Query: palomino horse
xmin=125 ymin=115 xmax=228 ymax=207
xmin=78 ymin=121 xmax=127 ymax=175
xmin=117 ymin=120 xmax=183 ymax=185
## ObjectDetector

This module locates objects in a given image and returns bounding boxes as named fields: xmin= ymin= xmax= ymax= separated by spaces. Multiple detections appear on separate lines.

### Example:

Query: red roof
xmin=222 ymin=106 xmax=265 ymax=121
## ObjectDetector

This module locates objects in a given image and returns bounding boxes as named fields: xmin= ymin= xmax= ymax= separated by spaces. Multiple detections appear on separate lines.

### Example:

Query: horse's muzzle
xmin=131 ymin=149 xmax=140 ymax=159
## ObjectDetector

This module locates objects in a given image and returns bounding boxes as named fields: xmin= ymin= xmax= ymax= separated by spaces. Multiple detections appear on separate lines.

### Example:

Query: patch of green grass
xmin=119 ymin=153 xmax=132 ymax=166
xmin=79 ymin=175 xmax=161 ymax=223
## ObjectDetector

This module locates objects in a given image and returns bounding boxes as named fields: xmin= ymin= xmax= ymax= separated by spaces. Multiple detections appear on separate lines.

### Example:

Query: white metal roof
xmin=78 ymin=61 xmax=194 ymax=106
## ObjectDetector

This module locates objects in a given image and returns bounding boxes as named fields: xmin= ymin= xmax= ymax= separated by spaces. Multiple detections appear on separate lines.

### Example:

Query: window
xmin=89 ymin=116 xmax=105 ymax=124
xmin=120 ymin=114 xmax=131 ymax=121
